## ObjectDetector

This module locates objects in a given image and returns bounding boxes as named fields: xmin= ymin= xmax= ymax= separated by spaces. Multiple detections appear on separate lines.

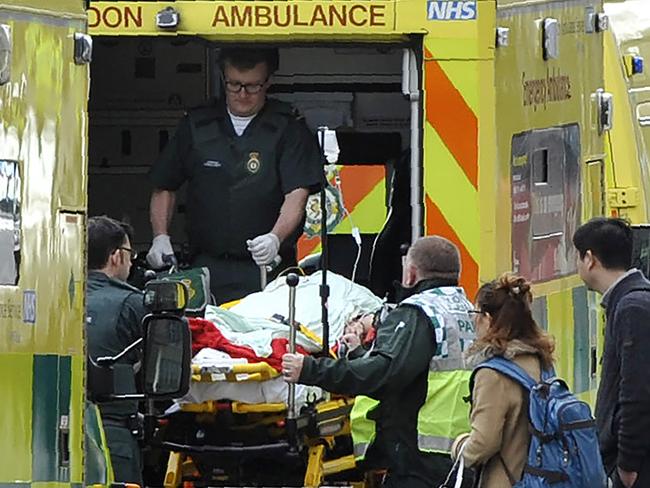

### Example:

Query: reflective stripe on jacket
xmin=351 ymin=287 xmax=475 ymax=458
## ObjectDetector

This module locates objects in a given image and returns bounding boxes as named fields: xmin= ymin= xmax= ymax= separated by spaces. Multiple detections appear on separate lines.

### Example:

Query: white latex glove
xmin=247 ymin=232 xmax=280 ymax=266
xmin=146 ymin=234 xmax=175 ymax=269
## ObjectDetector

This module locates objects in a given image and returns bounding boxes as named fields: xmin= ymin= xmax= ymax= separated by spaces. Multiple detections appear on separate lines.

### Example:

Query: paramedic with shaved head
xmin=283 ymin=236 xmax=476 ymax=487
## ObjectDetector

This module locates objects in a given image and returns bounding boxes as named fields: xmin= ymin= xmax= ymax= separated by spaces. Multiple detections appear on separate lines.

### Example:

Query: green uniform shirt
xmin=86 ymin=271 xmax=146 ymax=419
xmin=150 ymin=98 xmax=323 ymax=260
xmin=300 ymin=279 xmax=457 ymax=485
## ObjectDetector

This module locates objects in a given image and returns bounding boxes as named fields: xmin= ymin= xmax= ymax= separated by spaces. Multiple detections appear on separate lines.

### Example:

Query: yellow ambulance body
xmin=86 ymin=0 xmax=614 ymax=406
xmin=604 ymin=0 xmax=650 ymax=223
xmin=0 ymin=0 xmax=114 ymax=485
xmin=0 ymin=0 xmax=635 ymax=485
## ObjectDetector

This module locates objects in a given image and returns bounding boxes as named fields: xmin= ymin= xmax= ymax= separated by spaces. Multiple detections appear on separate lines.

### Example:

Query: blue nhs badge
xmin=427 ymin=1 xmax=477 ymax=21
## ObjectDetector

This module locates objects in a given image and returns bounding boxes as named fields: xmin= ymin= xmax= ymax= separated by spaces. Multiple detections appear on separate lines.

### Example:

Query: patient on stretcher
xmin=175 ymin=271 xmax=383 ymax=407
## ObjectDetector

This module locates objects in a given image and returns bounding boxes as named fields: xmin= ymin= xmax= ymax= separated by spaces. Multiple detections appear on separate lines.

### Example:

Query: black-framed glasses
xmin=224 ymin=79 xmax=268 ymax=95
xmin=118 ymin=247 xmax=138 ymax=260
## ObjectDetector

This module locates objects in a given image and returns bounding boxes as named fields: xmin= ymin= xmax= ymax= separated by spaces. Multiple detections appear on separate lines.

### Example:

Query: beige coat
xmin=452 ymin=340 xmax=544 ymax=488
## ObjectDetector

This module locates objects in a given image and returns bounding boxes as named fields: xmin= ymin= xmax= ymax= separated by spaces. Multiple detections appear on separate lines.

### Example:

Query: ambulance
xmin=84 ymin=0 xmax=613 ymax=402
xmin=0 ymin=3 xmax=191 ymax=485
xmin=84 ymin=0 xmax=617 ymax=483
xmin=604 ymin=0 xmax=650 ymax=225
xmin=2 ymin=0 xmax=647 ymax=485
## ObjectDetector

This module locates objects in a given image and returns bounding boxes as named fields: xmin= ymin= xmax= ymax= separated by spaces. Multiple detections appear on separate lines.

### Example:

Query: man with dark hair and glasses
xmin=86 ymin=215 xmax=146 ymax=485
xmin=147 ymin=46 xmax=323 ymax=304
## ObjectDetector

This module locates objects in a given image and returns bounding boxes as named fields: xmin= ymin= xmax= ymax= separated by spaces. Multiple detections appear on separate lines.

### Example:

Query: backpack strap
xmin=473 ymin=356 xmax=537 ymax=391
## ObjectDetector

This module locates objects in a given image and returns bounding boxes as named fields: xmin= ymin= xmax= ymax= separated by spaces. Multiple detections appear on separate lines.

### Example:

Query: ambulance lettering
xmin=427 ymin=1 xmax=477 ymax=21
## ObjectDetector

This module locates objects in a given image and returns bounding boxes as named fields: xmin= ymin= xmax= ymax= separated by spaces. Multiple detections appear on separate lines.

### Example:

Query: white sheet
xmin=178 ymin=348 xmax=324 ymax=405
xmin=229 ymin=270 xmax=383 ymax=347
xmin=178 ymin=272 xmax=381 ymax=407
xmin=203 ymin=306 xmax=322 ymax=357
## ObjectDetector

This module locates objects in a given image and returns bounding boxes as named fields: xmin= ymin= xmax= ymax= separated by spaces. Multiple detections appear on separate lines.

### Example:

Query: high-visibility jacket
xmin=351 ymin=286 xmax=475 ymax=459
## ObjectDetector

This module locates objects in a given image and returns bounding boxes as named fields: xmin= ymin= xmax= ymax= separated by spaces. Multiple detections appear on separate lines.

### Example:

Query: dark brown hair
xmin=218 ymin=46 xmax=279 ymax=74
xmin=473 ymin=273 xmax=555 ymax=369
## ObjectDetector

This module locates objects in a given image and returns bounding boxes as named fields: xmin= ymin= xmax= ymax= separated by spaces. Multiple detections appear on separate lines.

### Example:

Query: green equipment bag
xmin=158 ymin=267 xmax=211 ymax=315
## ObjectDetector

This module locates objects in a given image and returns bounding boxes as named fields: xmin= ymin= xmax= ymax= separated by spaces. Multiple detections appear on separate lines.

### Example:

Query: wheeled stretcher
xmin=158 ymin=270 xmax=382 ymax=487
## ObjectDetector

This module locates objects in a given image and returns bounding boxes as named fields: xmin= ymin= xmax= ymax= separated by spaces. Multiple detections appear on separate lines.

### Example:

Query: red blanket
xmin=189 ymin=317 xmax=311 ymax=372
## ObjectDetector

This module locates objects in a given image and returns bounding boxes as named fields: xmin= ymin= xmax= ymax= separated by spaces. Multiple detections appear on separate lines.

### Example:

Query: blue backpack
xmin=472 ymin=357 xmax=606 ymax=487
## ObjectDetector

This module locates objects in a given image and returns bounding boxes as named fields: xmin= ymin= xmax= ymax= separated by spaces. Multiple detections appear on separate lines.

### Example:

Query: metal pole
xmin=285 ymin=273 xmax=299 ymax=449
xmin=260 ymin=265 xmax=267 ymax=290
xmin=402 ymin=48 xmax=422 ymax=242
xmin=317 ymin=127 xmax=330 ymax=356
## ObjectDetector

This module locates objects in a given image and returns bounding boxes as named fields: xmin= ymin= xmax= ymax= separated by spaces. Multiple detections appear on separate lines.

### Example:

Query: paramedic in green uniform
xmin=147 ymin=47 xmax=323 ymax=304
xmin=282 ymin=236 xmax=476 ymax=488
xmin=86 ymin=216 xmax=146 ymax=485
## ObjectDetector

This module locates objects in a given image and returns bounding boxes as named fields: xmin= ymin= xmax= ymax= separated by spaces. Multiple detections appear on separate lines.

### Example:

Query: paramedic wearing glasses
xmin=86 ymin=216 xmax=146 ymax=485
xmin=147 ymin=47 xmax=323 ymax=304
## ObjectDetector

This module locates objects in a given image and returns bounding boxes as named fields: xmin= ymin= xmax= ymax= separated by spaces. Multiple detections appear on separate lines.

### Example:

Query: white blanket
xmin=181 ymin=272 xmax=381 ymax=406
xmin=228 ymin=270 xmax=383 ymax=348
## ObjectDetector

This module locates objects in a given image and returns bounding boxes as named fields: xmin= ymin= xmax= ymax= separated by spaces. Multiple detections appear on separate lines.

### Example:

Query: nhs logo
xmin=427 ymin=1 xmax=477 ymax=20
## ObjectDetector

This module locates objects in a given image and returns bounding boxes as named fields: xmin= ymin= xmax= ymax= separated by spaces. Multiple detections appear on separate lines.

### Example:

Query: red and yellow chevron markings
xmin=297 ymin=165 xmax=385 ymax=259
xmin=423 ymin=47 xmax=480 ymax=299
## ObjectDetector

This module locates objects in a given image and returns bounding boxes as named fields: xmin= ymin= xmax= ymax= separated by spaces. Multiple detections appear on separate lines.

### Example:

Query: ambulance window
xmin=532 ymin=149 xmax=549 ymax=185
xmin=510 ymin=125 xmax=580 ymax=282
xmin=0 ymin=159 xmax=21 ymax=285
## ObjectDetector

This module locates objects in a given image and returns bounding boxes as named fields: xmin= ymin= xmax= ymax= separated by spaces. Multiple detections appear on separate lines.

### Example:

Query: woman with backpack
xmin=450 ymin=273 xmax=555 ymax=487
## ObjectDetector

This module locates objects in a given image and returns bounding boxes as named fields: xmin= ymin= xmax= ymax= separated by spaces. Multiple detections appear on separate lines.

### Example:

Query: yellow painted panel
xmin=477 ymin=59 xmax=499 ymax=281
xmin=1 ymin=0 xmax=85 ymax=14
xmin=547 ymin=291 xmax=575 ymax=388
xmin=423 ymin=124 xmax=480 ymax=261
xmin=332 ymin=179 xmax=386 ymax=235
xmin=532 ymin=275 xmax=585 ymax=298
xmin=1 ymin=12 xmax=87 ymax=356
xmin=603 ymin=28 xmax=650 ymax=221
xmin=421 ymin=1 xmax=495 ymax=60
xmin=89 ymin=1 xmax=397 ymax=36
xmin=0 ymin=353 xmax=33 ymax=482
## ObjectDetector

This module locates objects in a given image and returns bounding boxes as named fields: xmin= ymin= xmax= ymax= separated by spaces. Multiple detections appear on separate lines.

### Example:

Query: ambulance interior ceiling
xmin=88 ymin=37 xmax=411 ymax=290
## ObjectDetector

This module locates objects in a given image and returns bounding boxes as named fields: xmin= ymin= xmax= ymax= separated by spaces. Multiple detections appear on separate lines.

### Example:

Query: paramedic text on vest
xmin=282 ymin=236 xmax=476 ymax=487
xmin=147 ymin=47 xmax=323 ymax=304
xmin=86 ymin=217 xmax=147 ymax=485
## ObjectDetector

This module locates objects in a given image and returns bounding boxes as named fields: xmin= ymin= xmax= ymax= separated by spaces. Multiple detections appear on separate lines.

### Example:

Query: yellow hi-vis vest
xmin=350 ymin=287 xmax=475 ymax=460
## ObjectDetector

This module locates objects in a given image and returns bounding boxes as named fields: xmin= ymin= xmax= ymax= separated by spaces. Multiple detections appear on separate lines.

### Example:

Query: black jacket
xmin=300 ymin=278 xmax=456 ymax=485
xmin=87 ymin=271 xmax=146 ymax=419
xmin=598 ymin=270 xmax=650 ymax=473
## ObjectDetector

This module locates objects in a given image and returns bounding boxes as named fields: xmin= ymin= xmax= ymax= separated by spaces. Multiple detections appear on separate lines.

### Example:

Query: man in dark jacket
xmin=573 ymin=217 xmax=650 ymax=488
xmin=282 ymin=236 xmax=475 ymax=487
xmin=86 ymin=216 xmax=146 ymax=485
xmin=147 ymin=47 xmax=323 ymax=303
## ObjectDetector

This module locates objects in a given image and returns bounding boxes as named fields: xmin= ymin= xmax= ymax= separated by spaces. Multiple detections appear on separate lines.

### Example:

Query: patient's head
xmin=402 ymin=235 xmax=460 ymax=287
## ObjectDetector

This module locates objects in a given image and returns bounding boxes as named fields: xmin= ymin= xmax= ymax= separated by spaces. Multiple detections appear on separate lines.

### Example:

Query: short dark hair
xmin=572 ymin=217 xmax=633 ymax=270
xmin=87 ymin=216 xmax=133 ymax=270
xmin=407 ymin=236 xmax=460 ymax=282
xmin=218 ymin=46 xmax=279 ymax=74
